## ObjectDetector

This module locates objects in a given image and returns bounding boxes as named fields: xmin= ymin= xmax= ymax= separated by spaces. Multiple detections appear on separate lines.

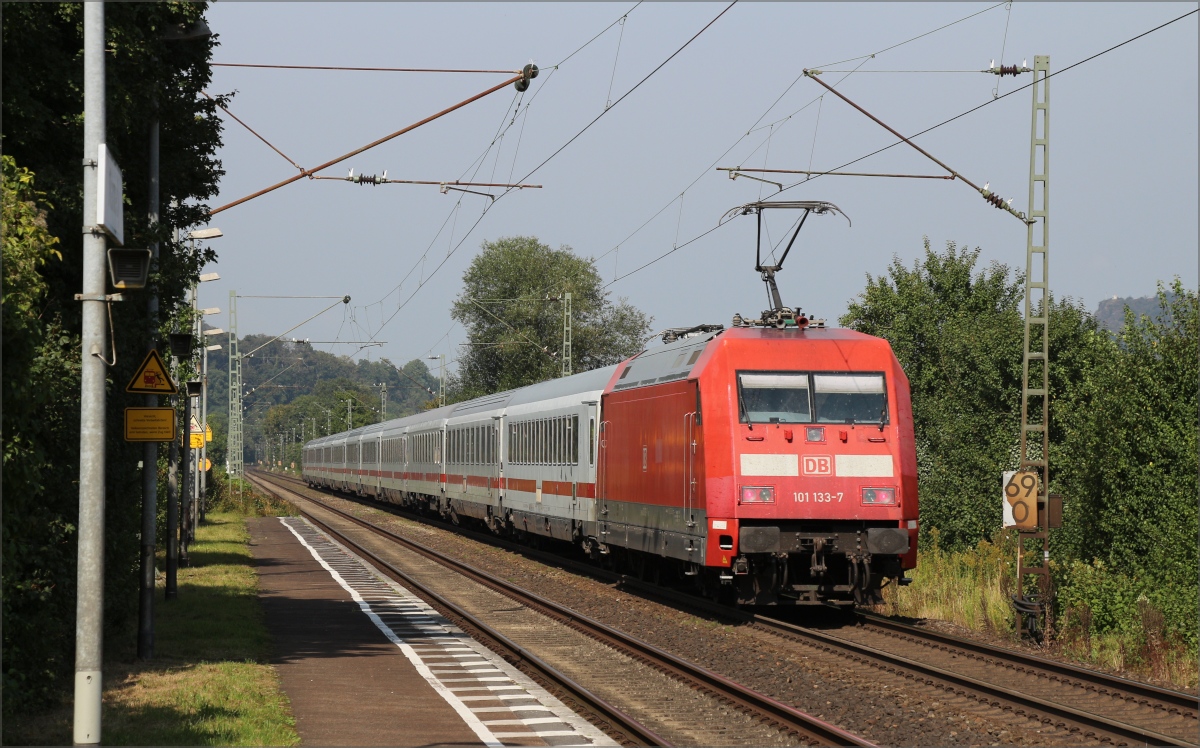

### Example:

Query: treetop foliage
xmin=842 ymin=240 xmax=1196 ymax=647
xmin=449 ymin=236 xmax=651 ymax=400
xmin=201 ymin=334 xmax=440 ymax=466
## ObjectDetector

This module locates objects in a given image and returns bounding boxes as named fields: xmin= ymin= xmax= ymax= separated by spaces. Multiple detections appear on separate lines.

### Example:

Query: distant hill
xmin=1094 ymin=292 xmax=1177 ymax=332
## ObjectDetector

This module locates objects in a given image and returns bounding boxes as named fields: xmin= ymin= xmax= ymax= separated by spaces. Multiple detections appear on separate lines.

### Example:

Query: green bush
xmin=1053 ymin=281 xmax=1198 ymax=651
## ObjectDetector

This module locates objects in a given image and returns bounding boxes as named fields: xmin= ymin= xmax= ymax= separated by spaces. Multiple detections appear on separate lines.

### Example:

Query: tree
xmin=842 ymin=240 xmax=1025 ymax=549
xmin=450 ymin=236 xmax=651 ymax=400
xmin=1053 ymin=280 xmax=1198 ymax=644
xmin=203 ymin=336 xmax=440 ymax=465
xmin=2 ymin=3 xmax=225 ymax=719
xmin=2 ymin=157 xmax=80 ymax=712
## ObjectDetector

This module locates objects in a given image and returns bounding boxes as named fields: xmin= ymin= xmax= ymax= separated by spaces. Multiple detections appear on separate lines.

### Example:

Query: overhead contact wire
xmin=354 ymin=3 xmax=645 ymax=348
xmin=778 ymin=7 xmax=1199 ymax=196
xmin=365 ymin=2 xmax=737 ymax=348
xmin=509 ymin=2 xmax=738 ymax=188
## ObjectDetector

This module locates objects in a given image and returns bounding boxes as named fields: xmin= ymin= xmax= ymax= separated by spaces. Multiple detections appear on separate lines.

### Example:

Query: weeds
xmin=881 ymin=529 xmax=1197 ymax=691
xmin=207 ymin=468 xmax=293 ymax=517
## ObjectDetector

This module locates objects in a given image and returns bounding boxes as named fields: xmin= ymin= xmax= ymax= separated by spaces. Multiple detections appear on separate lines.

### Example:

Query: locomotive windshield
xmin=812 ymin=373 xmax=887 ymax=424
xmin=739 ymin=373 xmax=811 ymax=423
xmin=738 ymin=371 xmax=887 ymax=424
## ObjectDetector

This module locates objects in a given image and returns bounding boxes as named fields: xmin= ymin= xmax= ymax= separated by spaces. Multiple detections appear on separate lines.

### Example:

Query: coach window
xmin=561 ymin=418 xmax=568 ymax=464
xmin=552 ymin=418 xmax=559 ymax=465
xmin=559 ymin=418 xmax=566 ymax=464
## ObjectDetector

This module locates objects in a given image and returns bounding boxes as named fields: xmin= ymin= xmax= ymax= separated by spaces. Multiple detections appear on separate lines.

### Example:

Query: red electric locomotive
xmin=598 ymin=322 xmax=917 ymax=604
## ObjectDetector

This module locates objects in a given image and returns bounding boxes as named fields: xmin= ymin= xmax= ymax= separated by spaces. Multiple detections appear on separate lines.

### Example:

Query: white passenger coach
xmin=302 ymin=366 xmax=614 ymax=543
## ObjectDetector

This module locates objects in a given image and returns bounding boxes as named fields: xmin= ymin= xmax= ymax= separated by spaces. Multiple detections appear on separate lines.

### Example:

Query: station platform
xmin=248 ymin=515 xmax=616 ymax=747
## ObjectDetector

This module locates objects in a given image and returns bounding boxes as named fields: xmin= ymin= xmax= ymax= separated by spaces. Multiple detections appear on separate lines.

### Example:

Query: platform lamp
xmin=426 ymin=354 xmax=446 ymax=408
xmin=200 ymin=326 xmax=224 ymax=522
xmin=181 ymin=379 xmax=203 ymax=561
xmin=186 ymin=231 xmax=221 ymax=516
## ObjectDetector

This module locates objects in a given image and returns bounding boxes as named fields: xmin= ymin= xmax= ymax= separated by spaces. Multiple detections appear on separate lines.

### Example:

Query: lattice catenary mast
xmin=1014 ymin=55 xmax=1053 ymax=640
xmin=227 ymin=290 xmax=244 ymax=476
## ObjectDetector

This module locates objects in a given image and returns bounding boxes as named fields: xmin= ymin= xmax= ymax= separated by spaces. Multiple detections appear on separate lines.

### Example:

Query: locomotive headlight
xmin=862 ymin=487 xmax=897 ymax=506
xmin=740 ymin=485 xmax=775 ymax=504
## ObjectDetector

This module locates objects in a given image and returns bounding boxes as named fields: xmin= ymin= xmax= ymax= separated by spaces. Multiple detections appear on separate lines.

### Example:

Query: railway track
xmin=252 ymin=471 xmax=1198 ymax=746
xmin=247 ymin=471 xmax=875 ymax=747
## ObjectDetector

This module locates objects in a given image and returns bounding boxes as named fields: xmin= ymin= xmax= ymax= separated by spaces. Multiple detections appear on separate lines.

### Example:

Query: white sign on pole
xmin=96 ymin=143 xmax=124 ymax=246
xmin=1002 ymin=470 xmax=1016 ymax=527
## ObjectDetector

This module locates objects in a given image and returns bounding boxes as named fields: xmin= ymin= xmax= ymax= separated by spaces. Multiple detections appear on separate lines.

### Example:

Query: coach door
xmin=375 ymin=434 xmax=383 ymax=498
xmin=489 ymin=421 xmax=500 ymax=505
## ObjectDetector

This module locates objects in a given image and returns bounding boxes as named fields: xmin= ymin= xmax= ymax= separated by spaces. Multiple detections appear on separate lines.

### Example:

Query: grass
xmin=879 ymin=531 xmax=1015 ymax=637
xmin=4 ymin=511 xmax=300 ymax=746
xmin=878 ymin=530 xmax=1198 ymax=692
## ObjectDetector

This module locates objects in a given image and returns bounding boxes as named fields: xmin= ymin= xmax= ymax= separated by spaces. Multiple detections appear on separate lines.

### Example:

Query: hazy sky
xmin=199 ymin=2 xmax=1198 ymax=375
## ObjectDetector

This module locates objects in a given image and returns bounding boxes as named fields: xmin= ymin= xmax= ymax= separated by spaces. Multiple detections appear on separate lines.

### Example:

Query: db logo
xmin=803 ymin=455 xmax=832 ymax=476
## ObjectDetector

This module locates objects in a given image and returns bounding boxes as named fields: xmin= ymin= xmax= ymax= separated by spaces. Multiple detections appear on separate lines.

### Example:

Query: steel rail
xmin=748 ymin=614 xmax=1196 ymax=748
xmin=257 ymin=471 xmax=1197 ymax=746
xmin=855 ymin=612 xmax=1199 ymax=714
xmin=245 ymin=473 xmax=667 ymax=747
xmin=249 ymin=471 xmax=876 ymax=748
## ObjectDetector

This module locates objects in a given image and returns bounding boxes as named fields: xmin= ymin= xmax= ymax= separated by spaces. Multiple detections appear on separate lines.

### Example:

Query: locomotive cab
xmin=694 ymin=327 xmax=919 ymax=605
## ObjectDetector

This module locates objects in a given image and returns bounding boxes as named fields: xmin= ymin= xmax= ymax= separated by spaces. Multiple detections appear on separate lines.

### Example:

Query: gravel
xmin=298 ymin=486 xmax=1101 ymax=747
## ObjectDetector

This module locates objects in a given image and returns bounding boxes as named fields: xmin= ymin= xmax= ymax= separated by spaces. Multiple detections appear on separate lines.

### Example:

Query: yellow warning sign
xmin=205 ymin=458 xmax=212 ymax=471
xmin=125 ymin=350 xmax=177 ymax=395
xmin=205 ymin=424 xmax=213 ymax=443
xmin=190 ymin=433 xmax=204 ymax=449
xmin=124 ymin=407 xmax=176 ymax=442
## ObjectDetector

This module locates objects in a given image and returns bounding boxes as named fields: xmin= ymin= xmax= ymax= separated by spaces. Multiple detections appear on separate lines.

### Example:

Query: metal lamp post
xmin=184 ymin=230 xmax=221 ymax=544
xmin=427 ymin=354 xmax=445 ymax=407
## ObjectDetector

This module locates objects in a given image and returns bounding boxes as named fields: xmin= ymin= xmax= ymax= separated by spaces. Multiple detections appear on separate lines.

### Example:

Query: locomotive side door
xmin=685 ymin=381 xmax=703 ymax=536
xmin=597 ymin=419 xmax=609 ymax=514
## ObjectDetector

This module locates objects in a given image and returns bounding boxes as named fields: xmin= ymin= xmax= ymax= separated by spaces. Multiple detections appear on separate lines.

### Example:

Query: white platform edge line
xmin=278 ymin=517 xmax=504 ymax=748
